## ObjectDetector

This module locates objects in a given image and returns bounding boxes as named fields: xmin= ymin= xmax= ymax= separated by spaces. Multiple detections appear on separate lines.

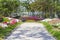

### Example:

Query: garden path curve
xmin=5 ymin=22 xmax=56 ymax=40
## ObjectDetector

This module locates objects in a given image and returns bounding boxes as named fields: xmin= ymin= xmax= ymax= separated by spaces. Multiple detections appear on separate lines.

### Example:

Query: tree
xmin=29 ymin=0 xmax=59 ymax=18
xmin=0 ymin=0 xmax=20 ymax=17
xmin=21 ymin=0 xmax=35 ymax=16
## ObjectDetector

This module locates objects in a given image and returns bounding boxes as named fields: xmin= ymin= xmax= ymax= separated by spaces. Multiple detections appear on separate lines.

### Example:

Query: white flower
xmin=0 ymin=23 xmax=8 ymax=28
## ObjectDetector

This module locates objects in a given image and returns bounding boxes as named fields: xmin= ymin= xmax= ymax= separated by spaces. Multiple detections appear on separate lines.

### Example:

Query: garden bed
xmin=0 ymin=17 xmax=22 ymax=40
xmin=48 ymin=18 xmax=60 ymax=30
xmin=0 ymin=22 xmax=22 ymax=40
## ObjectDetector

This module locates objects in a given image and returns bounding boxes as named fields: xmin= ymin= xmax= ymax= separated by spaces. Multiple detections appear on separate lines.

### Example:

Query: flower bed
xmin=48 ymin=18 xmax=60 ymax=29
xmin=0 ymin=17 xmax=22 ymax=39
xmin=21 ymin=16 xmax=44 ymax=21
xmin=0 ymin=17 xmax=20 ymax=28
xmin=0 ymin=22 xmax=22 ymax=39
xmin=41 ymin=18 xmax=60 ymax=29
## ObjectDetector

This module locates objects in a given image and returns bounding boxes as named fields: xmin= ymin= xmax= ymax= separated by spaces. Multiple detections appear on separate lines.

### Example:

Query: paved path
xmin=5 ymin=22 xmax=56 ymax=40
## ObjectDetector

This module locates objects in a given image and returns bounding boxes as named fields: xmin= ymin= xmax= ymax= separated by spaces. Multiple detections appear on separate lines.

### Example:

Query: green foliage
xmin=29 ymin=0 xmax=54 ymax=11
xmin=53 ymin=31 xmax=60 ymax=40
xmin=21 ymin=1 xmax=31 ymax=12
xmin=0 ymin=0 xmax=20 ymax=16
xmin=3 ymin=17 xmax=9 ymax=22
xmin=27 ymin=0 xmax=60 ymax=18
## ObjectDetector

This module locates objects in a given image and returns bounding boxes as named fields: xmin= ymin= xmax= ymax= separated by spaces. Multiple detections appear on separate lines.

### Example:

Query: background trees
xmin=27 ymin=0 xmax=60 ymax=18
xmin=0 ymin=0 xmax=20 ymax=17
xmin=21 ymin=0 xmax=35 ymax=16
xmin=0 ymin=0 xmax=60 ymax=18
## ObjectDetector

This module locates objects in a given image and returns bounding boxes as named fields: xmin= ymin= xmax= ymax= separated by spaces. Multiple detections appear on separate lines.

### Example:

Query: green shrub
xmin=3 ymin=17 xmax=10 ymax=22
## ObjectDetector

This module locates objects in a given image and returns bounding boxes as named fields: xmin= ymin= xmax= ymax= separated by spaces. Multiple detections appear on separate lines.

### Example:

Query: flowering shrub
xmin=0 ymin=17 xmax=20 ymax=28
xmin=0 ymin=17 xmax=21 ymax=39
xmin=10 ymin=19 xmax=17 ymax=25
xmin=22 ymin=16 xmax=43 ymax=21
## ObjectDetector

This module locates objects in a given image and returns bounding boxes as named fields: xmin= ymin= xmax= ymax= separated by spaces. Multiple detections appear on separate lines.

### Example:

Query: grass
xmin=0 ymin=22 xmax=22 ymax=39
xmin=41 ymin=22 xmax=60 ymax=40
xmin=26 ymin=20 xmax=35 ymax=22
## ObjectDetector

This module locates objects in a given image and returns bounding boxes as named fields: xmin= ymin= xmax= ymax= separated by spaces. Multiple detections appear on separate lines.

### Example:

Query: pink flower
xmin=3 ymin=22 xmax=8 ymax=24
xmin=10 ymin=19 xmax=17 ymax=25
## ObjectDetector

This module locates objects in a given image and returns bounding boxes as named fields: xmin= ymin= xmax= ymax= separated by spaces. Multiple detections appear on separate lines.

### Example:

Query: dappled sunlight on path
xmin=5 ymin=22 xmax=56 ymax=40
